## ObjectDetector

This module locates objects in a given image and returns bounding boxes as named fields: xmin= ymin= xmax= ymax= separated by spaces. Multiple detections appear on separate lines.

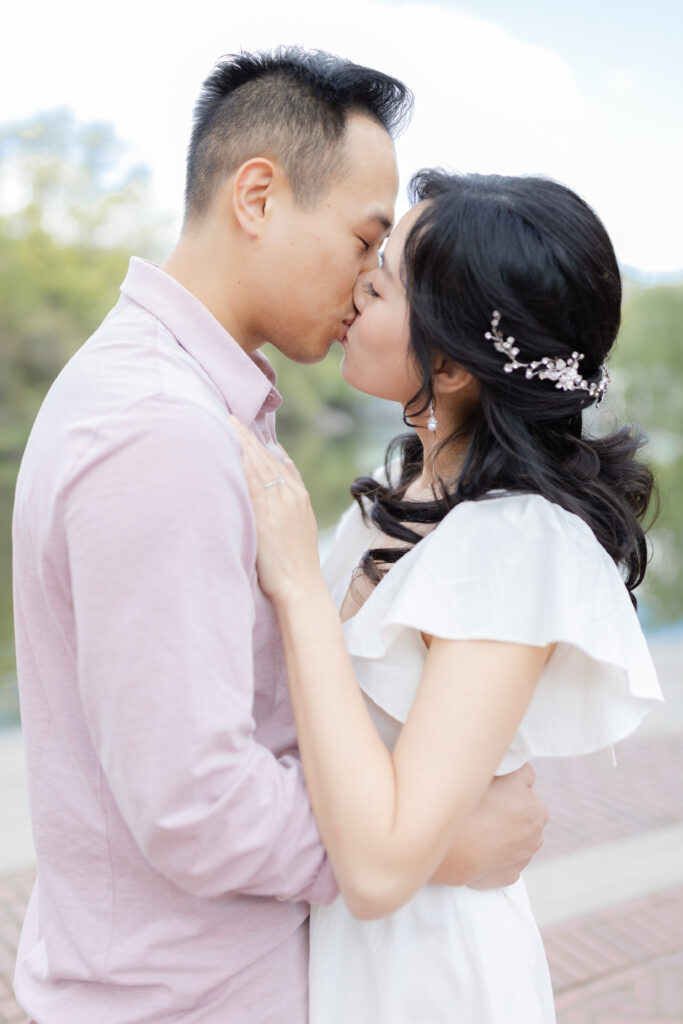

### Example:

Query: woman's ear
xmin=432 ymin=355 xmax=477 ymax=397
xmin=231 ymin=158 xmax=277 ymax=238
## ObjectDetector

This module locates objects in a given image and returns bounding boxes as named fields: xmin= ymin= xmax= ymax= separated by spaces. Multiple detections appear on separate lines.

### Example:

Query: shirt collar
xmin=120 ymin=257 xmax=282 ymax=425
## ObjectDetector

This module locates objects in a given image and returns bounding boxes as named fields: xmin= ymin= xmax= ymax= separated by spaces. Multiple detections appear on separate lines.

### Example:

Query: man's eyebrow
xmin=365 ymin=212 xmax=393 ymax=233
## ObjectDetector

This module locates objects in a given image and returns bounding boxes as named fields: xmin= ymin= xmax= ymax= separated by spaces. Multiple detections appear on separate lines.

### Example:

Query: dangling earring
xmin=427 ymin=400 xmax=438 ymax=432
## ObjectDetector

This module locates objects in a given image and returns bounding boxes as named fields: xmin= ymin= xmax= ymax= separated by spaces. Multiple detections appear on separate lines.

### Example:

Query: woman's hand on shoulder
xmin=228 ymin=417 xmax=322 ymax=603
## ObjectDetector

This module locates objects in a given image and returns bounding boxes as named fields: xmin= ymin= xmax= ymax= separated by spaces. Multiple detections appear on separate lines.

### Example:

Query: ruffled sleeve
xmin=342 ymin=493 xmax=663 ymax=762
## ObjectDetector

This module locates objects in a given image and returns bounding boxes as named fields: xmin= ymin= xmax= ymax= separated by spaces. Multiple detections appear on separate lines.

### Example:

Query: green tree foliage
xmin=0 ymin=109 xmax=681 ymax=726
xmin=0 ymin=110 xmax=170 ymax=471
xmin=262 ymin=342 xmax=398 ymax=525
xmin=0 ymin=111 xmax=172 ymax=722
xmin=610 ymin=284 xmax=683 ymax=626
xmin=0 ymin=110 xmax=381 ymax=723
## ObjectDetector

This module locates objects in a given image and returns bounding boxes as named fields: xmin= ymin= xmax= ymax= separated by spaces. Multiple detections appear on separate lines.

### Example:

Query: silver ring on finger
xmin=263 ymin=476 xmax=285 ymax=489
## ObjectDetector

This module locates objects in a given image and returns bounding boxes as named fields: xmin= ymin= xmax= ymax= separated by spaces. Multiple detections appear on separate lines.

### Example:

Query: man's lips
xmin=338 ymin=318 xmax=355 ymax=344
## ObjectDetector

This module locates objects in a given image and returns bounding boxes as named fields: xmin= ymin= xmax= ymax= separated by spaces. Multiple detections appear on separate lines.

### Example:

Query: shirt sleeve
xmin=64 ymin=394 xmax=337 ymax=904
xmin=342 ymin=493 xmax=663 ymax=759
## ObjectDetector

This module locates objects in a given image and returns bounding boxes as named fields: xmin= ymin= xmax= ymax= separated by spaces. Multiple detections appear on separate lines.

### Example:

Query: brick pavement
xmin=3 ymin=879 xmax=682 ymax=1023
xmin=531 ymin=733 xmax=683 ymax=1020
xmin=1 ymin=732 xmax=681 ymax=1023
xmin=0 ymin=870 xmax=32 ymax=1024
xmin=533 ymin=734 xmax=683 ymax=860
xmin=555 ymin=948 xmax=683 ymax=1022
xmin=546 ymin=886 xmax=683 ymax=1022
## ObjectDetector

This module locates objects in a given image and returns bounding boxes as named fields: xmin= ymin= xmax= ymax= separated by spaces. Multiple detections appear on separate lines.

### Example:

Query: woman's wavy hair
xmin=351 ymin=171 xmax=656 ymax=604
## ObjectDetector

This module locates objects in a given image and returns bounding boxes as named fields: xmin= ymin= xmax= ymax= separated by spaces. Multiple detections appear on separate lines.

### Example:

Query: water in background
xmin=2 ymin=345 xmax=682 ymax=727
xmin=0 ymin=481 xmax=16 ymax=727
xmin=3 ymin=112 xmax=681 ymax=728
xmin=0 ymin=406 xmax=398 ymax=728
xmin=3 ymin=395 xmax=679 ymax=729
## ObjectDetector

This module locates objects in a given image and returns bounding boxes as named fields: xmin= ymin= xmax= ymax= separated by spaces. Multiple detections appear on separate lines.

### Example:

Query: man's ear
xmin=432 ymin=355 xmax=477 ymax=397
xmin=231 ymin=158 xmax=278 ymax=238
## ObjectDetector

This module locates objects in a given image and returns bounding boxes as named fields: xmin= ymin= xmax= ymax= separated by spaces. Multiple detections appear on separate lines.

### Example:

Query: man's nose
xmin=361 ymin=246 xmax=381 ymax=274
xmin=353 ymin=271 xmax=371 ymax=313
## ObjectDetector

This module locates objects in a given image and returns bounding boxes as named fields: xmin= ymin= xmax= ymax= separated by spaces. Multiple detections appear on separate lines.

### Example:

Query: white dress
xmin=309 ymin=489 xmax=663 ymax=1024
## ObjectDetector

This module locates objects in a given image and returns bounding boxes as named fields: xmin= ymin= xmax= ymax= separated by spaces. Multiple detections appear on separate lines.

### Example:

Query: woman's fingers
xmin=227 ymin=420 xmax=280 ymax=517
xmin=278 ymin=442 xmax=304 ymax=484
xmin=228 ymin=416 xmax=285 ymax=488
xmin=226 ymin=415 xmax=321 ymax=601
xmin=227 ymin=418 xmax=298 ymax=488
xmin=228 ymin=417 xmax=304 ymax=492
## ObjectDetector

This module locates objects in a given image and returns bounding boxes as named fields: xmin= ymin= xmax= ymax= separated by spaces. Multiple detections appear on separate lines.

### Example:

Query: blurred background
xmin=1 ymin=3 xmax=682 ymax=1021
xmin=1 ymin=0 xmax=681 ymax=724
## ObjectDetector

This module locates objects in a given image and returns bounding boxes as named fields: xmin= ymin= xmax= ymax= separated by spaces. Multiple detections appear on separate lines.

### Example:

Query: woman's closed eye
xmin=363 ymin=281 xmax=380 ymax=298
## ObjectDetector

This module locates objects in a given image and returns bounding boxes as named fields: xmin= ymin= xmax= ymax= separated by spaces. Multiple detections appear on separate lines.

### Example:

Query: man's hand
xmin=431 ymin=764 xmax=549 ymax=889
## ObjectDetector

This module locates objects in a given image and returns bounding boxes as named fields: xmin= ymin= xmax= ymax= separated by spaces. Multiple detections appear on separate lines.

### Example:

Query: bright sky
xmin=2 ymin=0 xmax=681 ymax=276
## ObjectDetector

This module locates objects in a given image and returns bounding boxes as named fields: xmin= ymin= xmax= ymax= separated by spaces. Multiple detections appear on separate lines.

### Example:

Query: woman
xmin=229 ymin=171 xmax=663 ymax=1023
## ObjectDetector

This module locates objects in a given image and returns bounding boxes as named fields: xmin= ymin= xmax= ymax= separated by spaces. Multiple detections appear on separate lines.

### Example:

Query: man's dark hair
xmin=184 ymin=47 xmax=413 ymax=220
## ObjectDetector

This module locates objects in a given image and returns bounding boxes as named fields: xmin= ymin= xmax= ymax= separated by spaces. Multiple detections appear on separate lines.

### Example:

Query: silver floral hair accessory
xmin=485 ymin=310 xmax=610 ymax=406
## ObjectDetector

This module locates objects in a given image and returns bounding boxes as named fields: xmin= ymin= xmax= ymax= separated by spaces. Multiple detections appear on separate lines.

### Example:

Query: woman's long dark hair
xmin=351 ymin=171 xmax=656 ymax=604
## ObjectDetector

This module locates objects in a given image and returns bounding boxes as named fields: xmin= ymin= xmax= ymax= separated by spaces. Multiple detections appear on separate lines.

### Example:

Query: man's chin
xmin=266 ymin=329 xmax=340 ymax=364
xmin=288 ymin=338 xmax=338 ymax=365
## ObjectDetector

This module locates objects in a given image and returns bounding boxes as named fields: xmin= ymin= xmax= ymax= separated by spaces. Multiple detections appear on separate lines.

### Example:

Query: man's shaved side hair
xmin=184 ymin=47 xmax=413 ymax=221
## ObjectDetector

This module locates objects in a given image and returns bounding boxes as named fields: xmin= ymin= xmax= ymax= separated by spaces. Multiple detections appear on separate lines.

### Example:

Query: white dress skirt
xmin=309 ymin=489 xmax=663 ymax=1024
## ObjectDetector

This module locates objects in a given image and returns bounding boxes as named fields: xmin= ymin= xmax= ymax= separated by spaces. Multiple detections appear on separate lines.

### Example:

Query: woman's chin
xmin=340 ymin=357 xmax=368 ymax=396
xmin=339 ymin=352 xmax=355 ymax=388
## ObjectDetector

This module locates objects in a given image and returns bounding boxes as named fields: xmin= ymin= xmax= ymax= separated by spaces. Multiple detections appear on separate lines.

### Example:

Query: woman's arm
xmin=277 ymin=585 xmax=547 ymax=917
xmin=230 ymin=419 xmax=549 ymax=918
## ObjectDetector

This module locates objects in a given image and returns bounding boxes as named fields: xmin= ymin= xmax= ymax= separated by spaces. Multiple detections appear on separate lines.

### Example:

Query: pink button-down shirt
xmin=12 ymin=258 xmax=337 ymax=1024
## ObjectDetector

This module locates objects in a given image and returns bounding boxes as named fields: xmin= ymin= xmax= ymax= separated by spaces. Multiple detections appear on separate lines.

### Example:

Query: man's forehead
xmin=340 ymin=115 xmax=398 ymax=220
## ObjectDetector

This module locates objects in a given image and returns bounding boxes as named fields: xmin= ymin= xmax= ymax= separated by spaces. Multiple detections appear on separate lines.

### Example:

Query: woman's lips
xmin=338 ymin=318 xmax=355 ymax=343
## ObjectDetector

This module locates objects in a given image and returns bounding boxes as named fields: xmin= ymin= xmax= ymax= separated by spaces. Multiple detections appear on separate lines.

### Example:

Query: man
xmin=13 ymin=48 xmax=548 ymax=1023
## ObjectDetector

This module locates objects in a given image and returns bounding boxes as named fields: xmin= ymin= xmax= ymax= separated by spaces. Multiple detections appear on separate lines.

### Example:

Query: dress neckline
xmin=338 ymin=526 xmax=433 ymax=628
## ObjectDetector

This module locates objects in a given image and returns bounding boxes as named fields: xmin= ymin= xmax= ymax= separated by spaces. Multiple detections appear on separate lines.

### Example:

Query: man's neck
xmin=162 ymin=232 xmax=257 ymax=354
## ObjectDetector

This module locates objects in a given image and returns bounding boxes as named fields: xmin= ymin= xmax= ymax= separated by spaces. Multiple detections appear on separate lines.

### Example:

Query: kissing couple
xmin=12 ymin=46 xmax=661 ymax=1024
